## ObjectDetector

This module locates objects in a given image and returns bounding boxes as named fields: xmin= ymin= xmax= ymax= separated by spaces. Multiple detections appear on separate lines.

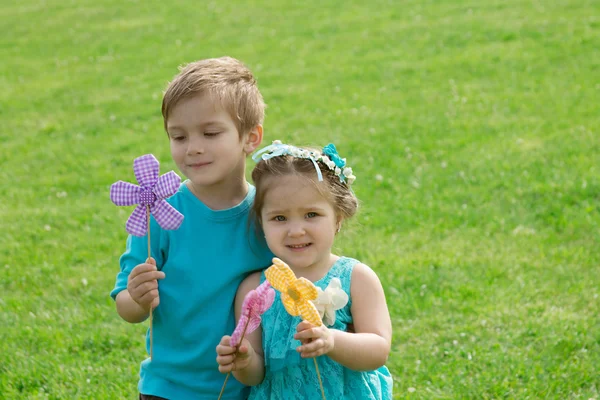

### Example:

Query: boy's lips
xmin=188 ymin=161 xmax=211 ymax=168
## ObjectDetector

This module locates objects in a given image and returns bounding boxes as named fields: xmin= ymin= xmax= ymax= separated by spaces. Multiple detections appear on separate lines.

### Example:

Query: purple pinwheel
xmin=230 ymin=281 xmax=275 ymax=347
xmin=110 ymin=154 xmax=184 ymax=236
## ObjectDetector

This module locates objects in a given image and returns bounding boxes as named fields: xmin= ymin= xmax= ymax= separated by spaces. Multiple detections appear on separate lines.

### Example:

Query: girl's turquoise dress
xmin=249 ymin=257 xmax=393 ymax=400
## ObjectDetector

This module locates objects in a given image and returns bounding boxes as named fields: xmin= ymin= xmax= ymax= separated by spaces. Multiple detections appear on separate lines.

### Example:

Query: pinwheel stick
xmin=218 ymin=316 xmax=252 ymax=400
xmin=314 ymin=357 xmax=325 ymax=399
xmin=146 ymin=205 xmax=154 ymax=361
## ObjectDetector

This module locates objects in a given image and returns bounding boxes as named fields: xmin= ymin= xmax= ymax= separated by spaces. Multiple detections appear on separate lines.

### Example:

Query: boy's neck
xmin=186 ymin=179 xmax=249 ymax=210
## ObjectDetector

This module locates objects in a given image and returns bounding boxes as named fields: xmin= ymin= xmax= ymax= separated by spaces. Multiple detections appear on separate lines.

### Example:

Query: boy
xmin=110 ymin=57 xmax=272 ymax=400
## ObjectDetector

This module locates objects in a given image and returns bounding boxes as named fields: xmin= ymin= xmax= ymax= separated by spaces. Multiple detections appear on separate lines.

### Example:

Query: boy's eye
xmin=170 ymin=135 xmax=185 ymax=142
xmin=306 ymin=212 xmax=318 ymax=218
xmin=274 ymin=215 xmax=286 ymax=222
xmin=204 ymin=131 xmax=221 ymax=137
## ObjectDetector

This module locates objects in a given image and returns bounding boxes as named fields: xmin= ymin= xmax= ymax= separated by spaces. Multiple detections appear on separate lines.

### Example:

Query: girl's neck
xmin=187 ymin=179 xmax=249 ymax=210
xmin=289 ymin=253 xmax=340 ymax=283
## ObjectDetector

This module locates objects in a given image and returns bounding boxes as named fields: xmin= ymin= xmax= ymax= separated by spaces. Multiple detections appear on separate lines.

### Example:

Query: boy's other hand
xmin=127 ymin=257 xmax=165 ymax=310
xmin=216 ymin=336 xmax=254 ymax=373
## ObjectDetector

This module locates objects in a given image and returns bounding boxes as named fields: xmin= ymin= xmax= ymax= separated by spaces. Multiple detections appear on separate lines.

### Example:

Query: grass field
xmin=1 ymin=0 xmax=599 ymax=398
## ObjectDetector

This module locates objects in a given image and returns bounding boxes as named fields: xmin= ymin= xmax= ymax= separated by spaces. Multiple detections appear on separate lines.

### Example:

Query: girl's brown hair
xmin=251 ymin=152 xmax=358 ymax=224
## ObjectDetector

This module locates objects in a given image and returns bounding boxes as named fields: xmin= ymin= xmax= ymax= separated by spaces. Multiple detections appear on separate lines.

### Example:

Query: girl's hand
xmin=216 ymin=336 xmax=255 ymax=373
xmin=127 ymin=257 xmax=165 ymax=310
xmin=294 ymin=321 xmax=335 ymax=358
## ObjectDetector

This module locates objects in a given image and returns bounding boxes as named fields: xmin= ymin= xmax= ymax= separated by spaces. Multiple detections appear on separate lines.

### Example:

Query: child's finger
xmin=151 ymin=295 xmax=160 ymax=309
xmin=138 ymin=289 xmax=159 ymax=308
xmin=217 ymin=360 xmax=234 ymax=373
xmin=297 ymin=338 xmax=324 ymax=354
xmin=296 ymin=320 xmax=314 ymax=332
xmin=216 ymin=343 xmax=235 ymax=356
xmin=129 ymin=271 xmax=164 ymax=290
xmin=216 ymin=352 xmax=236 ymax=364
xmin=219 ymin=336 xmax=232 ymax=346
xmin=300 ymin=348 xmax=325 ymax=359
xmin=293 ymin=326 xmax=318 ymax=341
xmin=130 ymin=263 xmax=157 ymax=277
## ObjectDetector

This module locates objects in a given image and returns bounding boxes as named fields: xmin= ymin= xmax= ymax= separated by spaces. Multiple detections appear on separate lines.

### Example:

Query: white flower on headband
xmin=311 ymin=278 xmax=349 ymax=326
xmin=343 ymin=167 xmax=356 ymax=184
xmin=322 ymin=157 xmax=335 ymax=171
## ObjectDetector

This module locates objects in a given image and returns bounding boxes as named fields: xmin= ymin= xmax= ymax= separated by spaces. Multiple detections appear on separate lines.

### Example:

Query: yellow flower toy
xmin=265 ymin=257 xmax=327 ymax=399
xmin=265 ymin=258 xmax=323 ymax=327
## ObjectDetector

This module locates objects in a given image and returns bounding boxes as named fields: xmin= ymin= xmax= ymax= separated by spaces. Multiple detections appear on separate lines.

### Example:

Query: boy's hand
xmin=216 ymin=336 xmax=254 ymax=373
xmin=127 ymin=257 xmax=165 ymax=310
xmin=294 ymin=320 xmax=335 ymax=358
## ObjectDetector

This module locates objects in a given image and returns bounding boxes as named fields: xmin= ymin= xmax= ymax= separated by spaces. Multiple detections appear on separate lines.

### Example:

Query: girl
xmin=216 ymin=141 xmax=393 ymax=399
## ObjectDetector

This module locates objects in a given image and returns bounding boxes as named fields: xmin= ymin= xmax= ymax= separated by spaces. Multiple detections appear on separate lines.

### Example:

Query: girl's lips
xmin=287 ymin=243 xmax=312 ymax=251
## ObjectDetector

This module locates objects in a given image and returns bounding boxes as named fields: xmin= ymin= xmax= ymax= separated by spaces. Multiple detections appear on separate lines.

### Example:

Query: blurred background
xmin=1 ymin=0 xmax=598 ymax=398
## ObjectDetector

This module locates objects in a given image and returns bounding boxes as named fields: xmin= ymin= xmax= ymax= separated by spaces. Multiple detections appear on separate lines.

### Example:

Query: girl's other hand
xmin=294 ymin=320 xmax=335 ymax=358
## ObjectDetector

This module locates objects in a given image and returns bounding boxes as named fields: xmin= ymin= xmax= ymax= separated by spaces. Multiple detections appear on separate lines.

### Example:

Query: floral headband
xmin=252 ymin=140 xmax=356 ymax=185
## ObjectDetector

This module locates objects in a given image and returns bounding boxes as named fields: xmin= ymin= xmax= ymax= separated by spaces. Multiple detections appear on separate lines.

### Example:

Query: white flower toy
xmin=312 ymin=278 xmax=349 ymax=326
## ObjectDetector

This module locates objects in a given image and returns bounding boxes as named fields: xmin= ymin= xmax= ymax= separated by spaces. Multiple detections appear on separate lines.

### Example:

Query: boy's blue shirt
xmin=111 ymin=182 xmax=273 ymax=400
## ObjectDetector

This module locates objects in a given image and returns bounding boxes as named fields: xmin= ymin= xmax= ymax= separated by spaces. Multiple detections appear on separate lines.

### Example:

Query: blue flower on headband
xmin=322 ymin=144 xmax=346 ymax=168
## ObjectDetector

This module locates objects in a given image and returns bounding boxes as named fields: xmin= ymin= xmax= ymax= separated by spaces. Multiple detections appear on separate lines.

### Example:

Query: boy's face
xmin=166 ymin=93 xmax=261 ymax=189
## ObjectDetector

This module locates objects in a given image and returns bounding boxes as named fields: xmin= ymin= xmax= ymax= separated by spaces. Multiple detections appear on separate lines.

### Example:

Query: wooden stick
xmin=147 ymin=205 xmax=153 ymax=361
xmin=218 ymin=316 xmax=252 ymax=400
xmin=314 ymin=357 xmax=326 ymax=399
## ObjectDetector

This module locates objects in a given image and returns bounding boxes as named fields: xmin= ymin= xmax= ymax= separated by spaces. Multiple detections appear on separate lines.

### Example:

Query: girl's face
xmin=260 ymin=174 xmax=339 ymax=276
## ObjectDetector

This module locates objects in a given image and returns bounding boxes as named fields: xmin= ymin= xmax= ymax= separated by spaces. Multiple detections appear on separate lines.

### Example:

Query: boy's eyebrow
xmin=167 ymin=121 xmax=227 ymax=131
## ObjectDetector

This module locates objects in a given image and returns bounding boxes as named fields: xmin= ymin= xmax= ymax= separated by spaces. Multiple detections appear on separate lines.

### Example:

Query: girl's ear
xmin=336 ymin=217 xmax=344 ymax=233
xmin=244 ymin=125 xmax=263 ymax=154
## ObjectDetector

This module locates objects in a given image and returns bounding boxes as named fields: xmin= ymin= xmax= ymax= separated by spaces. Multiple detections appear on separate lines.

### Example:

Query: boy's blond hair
xmin=162 ymin=56 xmax=265 ymax=137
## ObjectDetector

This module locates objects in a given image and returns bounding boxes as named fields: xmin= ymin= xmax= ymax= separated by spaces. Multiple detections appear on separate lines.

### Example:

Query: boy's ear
xmin=243 ymin=125 xmax=263 ymax=154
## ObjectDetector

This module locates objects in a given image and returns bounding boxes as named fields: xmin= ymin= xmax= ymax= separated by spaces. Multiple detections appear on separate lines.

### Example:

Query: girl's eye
xmin=306 ymin=212 xmax=318 ymax=218
xmin=205 ymin=131 xmax=221 ymax=137
xmin=274 ymin=215 xmax=286 ymax=222
xmin=172 ymin=136 xmax=185 ymax=142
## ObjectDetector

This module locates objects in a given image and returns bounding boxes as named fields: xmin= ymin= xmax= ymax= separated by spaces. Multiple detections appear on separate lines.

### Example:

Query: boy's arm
xmin=111 ymin=228 xmax=165 ymax=323
xmin=115 ymin=289 xmax=149 ymax=323
xmin=115 ymin=259 xmax=165 ymax=323
xmin=231 ymin=272 xmax=266 ymax=385
xmin=296 ymin=263 xmax=392 ymax=371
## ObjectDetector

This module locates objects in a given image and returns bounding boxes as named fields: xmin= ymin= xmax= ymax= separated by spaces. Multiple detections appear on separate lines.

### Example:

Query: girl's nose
xmin=287 ymin=222 xmax=306 ymax=237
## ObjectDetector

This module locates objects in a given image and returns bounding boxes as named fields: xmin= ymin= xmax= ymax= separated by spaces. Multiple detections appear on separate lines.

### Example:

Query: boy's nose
xmin=187 ymin=137 xmax=204 ymax=154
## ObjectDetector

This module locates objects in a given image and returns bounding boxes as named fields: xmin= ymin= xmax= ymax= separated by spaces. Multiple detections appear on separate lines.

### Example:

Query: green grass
xmin=1 ymin=0 xmax=599 ymax=398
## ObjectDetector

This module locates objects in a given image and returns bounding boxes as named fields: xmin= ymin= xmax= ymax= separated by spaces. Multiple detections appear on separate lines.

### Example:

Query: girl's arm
xmin=216 ymin=272 xmax=265 ymax=385
xmin=295 ymin=263 xmax=392 ymax=371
